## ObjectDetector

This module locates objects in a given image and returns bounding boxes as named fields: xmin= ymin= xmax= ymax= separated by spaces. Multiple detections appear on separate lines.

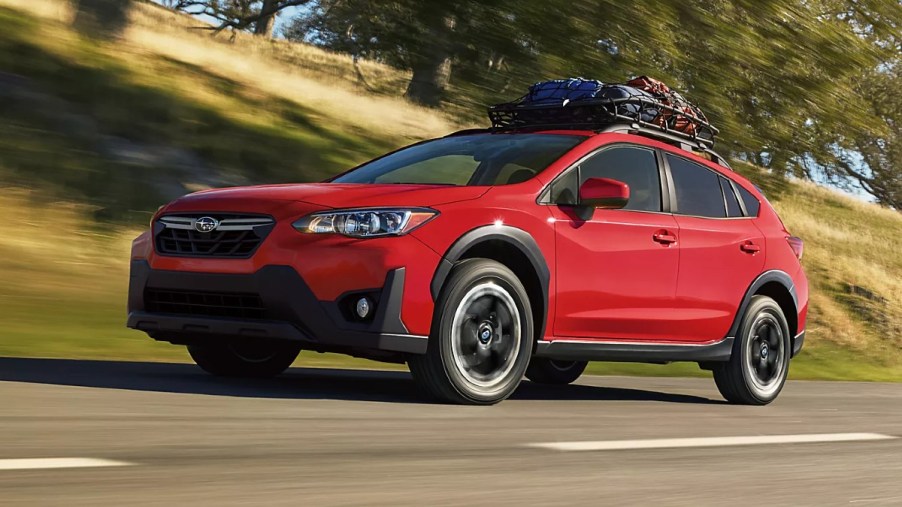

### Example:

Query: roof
xmin=447 ymin=125 xmax=731 ymax=169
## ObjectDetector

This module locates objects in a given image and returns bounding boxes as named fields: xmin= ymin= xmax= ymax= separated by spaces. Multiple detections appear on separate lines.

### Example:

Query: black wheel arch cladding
xmin=729 ymin=270 xmax=798 ymax=338
xmin=430 ymin=225 xmax=550 ymax=343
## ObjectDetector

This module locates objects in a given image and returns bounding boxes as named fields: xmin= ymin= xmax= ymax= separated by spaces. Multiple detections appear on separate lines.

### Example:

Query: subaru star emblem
xmin=194 ymin=216 xmax=219 ymax=233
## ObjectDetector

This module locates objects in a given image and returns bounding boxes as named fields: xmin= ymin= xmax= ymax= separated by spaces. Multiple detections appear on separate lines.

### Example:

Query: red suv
xmin=127 ymin=124 xmax=807 ymax=405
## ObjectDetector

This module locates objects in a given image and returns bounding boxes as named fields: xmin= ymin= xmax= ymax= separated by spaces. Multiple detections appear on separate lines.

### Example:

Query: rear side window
xmin=720 ymin=177 xmax=743 ymax=218
xmin=577 ymin=146 xmax=662 ymax=212
xmin=667 ymin=154 xmax=726 ymax=218
xmin=737 ymin=185 xmax=761 ymax=217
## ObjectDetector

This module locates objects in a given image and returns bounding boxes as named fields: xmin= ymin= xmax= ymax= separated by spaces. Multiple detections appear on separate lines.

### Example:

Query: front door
xmin=550 ymin=145 xmax=681 ymax=342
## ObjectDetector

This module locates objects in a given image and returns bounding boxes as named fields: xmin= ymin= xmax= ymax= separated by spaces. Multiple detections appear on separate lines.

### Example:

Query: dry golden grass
xmin=773 ymin=182 xmax=902 ymax=354
xmin=2 ymin=0 xmax=461 ymax=142
xmin=0 ymin=188 xmax=136 ymax=298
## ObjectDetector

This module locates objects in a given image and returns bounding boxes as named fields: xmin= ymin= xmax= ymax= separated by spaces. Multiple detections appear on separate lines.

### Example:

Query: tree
xmin=835 ymin=65 xmax=902 ymax=209
xmin=171 ymin=0 xmax=311 ymax=36
xmin=73 ymin=0 xmax=131 ymax=38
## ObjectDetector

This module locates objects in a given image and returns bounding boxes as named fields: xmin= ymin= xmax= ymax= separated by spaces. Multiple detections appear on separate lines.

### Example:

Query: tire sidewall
xmin=435 ymin=261 xmax=533 ymax=403
xmin=737 ymin=297 xmax=791 ymax=403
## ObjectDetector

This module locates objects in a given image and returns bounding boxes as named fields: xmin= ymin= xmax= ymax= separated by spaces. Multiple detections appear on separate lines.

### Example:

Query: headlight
xmin=293 ymin=208 xmax=438 ymax=238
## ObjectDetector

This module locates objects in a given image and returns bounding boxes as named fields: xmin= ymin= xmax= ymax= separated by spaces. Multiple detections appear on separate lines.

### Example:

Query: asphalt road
xmin=1 ymin=357 xmax=901 ymax=506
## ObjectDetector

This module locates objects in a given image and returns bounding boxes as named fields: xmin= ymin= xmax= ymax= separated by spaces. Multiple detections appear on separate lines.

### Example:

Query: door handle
xmin=653 ymin=231 xmax=677 ymax=244
xmin=740 ymin=241 xmax=761 ymax=254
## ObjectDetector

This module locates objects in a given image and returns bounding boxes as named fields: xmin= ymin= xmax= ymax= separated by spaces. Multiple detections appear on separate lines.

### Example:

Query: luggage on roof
xmin=488 ymin=76 xmax=717 ymax=146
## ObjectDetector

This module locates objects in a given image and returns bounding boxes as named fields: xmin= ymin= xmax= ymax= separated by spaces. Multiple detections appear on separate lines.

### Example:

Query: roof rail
xmin=600 ymin=124 xmax=731 ymax=169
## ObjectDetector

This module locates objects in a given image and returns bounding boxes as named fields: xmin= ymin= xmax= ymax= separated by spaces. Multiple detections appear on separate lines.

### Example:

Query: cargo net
xmin=488 ymin=76 xmax=718 ymax=146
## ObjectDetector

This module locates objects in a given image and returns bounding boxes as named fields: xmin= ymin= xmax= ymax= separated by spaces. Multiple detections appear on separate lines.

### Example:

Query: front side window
xmin=332 ymin=134 xmax=585 ymax=186
xmin=668 ymin=154 xmax=727 ymax=218
xmin=548 ymin=146 xmax=662 ymax=212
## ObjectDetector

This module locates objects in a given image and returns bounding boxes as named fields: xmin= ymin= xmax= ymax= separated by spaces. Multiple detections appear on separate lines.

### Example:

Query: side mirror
xmin=579 ymin=177 xmax=630 ymax=209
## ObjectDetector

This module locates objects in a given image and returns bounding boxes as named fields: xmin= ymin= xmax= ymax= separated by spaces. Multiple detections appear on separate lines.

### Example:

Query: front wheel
xmin=408 ymin=259 xmax=533 ymax=405
xmin=525 ymin=358 xmax=588 ymax=385
xmin=187 ymin=340 xmax=301 ymax=378
xmin=713 ymin=295 xmax=791 ymax=405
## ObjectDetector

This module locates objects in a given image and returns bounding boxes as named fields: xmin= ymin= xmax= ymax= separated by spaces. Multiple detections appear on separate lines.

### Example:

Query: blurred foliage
xmin=286 ymin=0 xmax=901 ymax=207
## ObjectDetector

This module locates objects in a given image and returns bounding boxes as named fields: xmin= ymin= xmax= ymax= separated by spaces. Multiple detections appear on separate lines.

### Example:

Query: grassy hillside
xmin=1 ymin=0 xmax=899 ymax=380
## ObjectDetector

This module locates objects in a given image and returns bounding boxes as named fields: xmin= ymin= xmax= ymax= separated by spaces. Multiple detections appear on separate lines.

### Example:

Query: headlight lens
xmin=293 ymin=208 xmax=438 ymax=238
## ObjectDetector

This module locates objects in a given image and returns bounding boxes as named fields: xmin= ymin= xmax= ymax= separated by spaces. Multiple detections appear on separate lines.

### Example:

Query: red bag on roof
xmin=626 ymin=76 xmax=708 ymax=137
xmin=626 ymin=76 xmax=672 ymax=96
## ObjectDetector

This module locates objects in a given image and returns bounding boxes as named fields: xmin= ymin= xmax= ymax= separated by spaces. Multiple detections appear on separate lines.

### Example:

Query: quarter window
xmin=667 ymin=154 xmax=727 ymax=218
xmin=737 ymin=185 xmax=761 ymax=217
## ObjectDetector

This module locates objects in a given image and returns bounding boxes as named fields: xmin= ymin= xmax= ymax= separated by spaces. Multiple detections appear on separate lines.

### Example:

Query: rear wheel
xmin=713 ymin=295 xmax=791 ymax=405
xmin=187 ymin=341 xmax=301 ymax=378
xmin=408 ymin=259 xmax=533 ymax=405
xmin=525 ymin=358 xmax=588 ymax=385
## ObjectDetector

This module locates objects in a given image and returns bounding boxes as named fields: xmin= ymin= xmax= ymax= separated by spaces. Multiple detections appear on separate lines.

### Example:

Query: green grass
xmin=0 ymin=0 xmax=900 ymax=381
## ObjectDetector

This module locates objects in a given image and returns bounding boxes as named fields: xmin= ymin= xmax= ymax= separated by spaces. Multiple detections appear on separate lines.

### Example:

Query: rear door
xmin=665 ymin=153 xmax=765 ymax=342
xmin=550 ymin=144 xmax=681 ymax=341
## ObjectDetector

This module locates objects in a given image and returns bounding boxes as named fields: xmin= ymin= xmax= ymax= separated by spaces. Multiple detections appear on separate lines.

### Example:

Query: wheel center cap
xmin=477 ymin=323 xmax=493 ymax=344
xmin=761 ymin=344 xmax=769 ymax=358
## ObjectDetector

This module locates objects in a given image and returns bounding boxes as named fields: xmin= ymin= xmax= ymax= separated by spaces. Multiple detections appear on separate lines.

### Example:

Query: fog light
xmin=356 ymin=297 xmax=372 ymax=319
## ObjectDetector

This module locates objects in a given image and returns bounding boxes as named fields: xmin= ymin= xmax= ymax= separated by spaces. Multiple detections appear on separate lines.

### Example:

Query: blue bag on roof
xmin=525 ymin=79 xmax=660 ymax=122
xmin=526 ymin=78 xmax=604 ymax=104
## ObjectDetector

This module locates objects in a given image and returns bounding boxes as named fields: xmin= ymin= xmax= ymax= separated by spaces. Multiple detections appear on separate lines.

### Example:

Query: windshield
xmin=332 ymin=133 xmax=585 ymax=186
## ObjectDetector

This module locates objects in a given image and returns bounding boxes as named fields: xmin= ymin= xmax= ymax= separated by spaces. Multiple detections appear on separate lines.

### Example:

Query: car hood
xmin=173 ymin=183 xmax=490 ymax=209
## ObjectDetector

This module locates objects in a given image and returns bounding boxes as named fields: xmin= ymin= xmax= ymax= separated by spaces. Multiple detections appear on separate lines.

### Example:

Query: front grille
xmin=154 ymin=214 xmax=274 ymax=258
xmin=145 ymin=288 xmax=266 ymax=319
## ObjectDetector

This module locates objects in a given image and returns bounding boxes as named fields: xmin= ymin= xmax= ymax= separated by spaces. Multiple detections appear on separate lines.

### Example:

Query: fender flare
xmin=430 ymin=225 xmax=550 ymax=339
xmin=727 ymin=269 xmax=798 ymax=338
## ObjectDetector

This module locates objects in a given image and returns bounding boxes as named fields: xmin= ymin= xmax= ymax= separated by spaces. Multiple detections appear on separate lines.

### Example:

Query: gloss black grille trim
xmin=154 ymin=214 xmax=274 ymax=258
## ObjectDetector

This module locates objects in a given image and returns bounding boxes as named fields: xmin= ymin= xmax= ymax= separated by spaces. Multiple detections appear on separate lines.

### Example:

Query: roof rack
xmin=488 ymin=91 xmax=719 ymax=148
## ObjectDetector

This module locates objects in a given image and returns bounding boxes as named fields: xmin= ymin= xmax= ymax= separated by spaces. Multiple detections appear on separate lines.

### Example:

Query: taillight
xmin=786 ymin=236 xmax=803 ymax=260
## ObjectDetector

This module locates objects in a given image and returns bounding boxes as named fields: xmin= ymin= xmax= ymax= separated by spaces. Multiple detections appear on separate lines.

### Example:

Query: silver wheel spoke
xmin=450 ymin=282 xmax=522 ymax=391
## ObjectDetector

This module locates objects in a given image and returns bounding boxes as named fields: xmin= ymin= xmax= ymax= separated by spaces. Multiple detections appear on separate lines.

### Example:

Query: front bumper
xmin=126 ymin=260 xmax=428 ymax=355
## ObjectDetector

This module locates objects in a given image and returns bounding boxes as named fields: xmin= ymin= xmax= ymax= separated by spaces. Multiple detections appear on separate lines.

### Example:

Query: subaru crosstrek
xmin=127 ymin=125 xmax=808 ymax=405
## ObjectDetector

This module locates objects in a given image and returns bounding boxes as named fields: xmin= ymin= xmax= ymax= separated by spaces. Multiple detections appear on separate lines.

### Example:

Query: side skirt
xmin=534 ymin=338 xmax=734 ymax=363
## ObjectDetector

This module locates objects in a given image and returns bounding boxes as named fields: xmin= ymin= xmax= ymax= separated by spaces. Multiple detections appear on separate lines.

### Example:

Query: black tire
xmin=408 ymin=259 xmax=533 ymax=405
xmin=713 ymin=295 xmax=791 ymax=405
xmin=187 ymin=341 xmax=301 ymax=378
xmin=525 ymin=358 xmax=588 ymax=385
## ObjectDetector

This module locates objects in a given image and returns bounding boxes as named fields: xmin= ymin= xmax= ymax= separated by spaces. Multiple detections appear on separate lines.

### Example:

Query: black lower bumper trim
xmin=534 ymin=337 xmax=734 ymax=363
xmin=126 ymin=260 xmax=428 ymax=355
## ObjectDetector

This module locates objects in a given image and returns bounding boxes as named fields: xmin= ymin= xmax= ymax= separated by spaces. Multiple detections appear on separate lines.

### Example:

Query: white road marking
xmin=0 ymin=458 xmax=134 ymax=471
xmin=528 ymin=432 xmax=897 ymax=452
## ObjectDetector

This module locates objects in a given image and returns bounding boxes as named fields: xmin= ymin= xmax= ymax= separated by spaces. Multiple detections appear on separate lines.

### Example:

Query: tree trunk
xmin=73 ymin=0 xmax=130 ymax=39
xmin=404 ymin=14 xmax=455 ymax=108
xmin=405 ymin=53 xmax=452 ymax=108
xmin=254 ymin=0 xmax=277 ymax=38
